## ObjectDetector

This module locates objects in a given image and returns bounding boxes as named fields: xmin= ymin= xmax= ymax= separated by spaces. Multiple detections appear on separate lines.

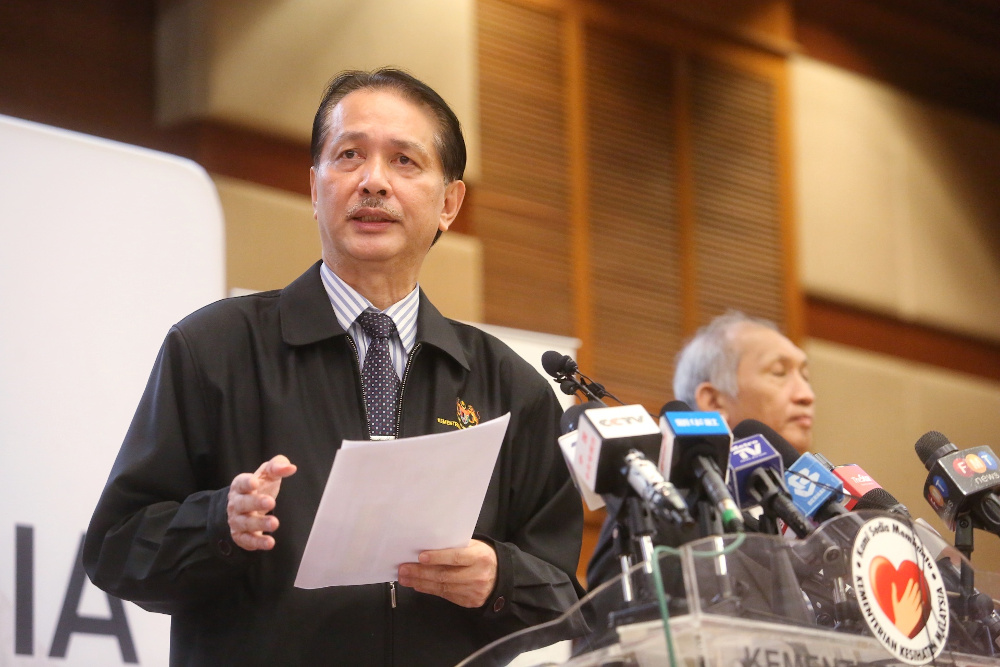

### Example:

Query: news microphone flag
xmin=728 ymin=434 xmax=783 ymax=508
xmin=784 ymin=453 xmax=844 ymax=519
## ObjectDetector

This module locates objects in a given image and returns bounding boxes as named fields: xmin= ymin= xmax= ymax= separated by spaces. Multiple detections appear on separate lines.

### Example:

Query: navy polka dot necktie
xmin=357 ymin=311 xmax=401 ymax=438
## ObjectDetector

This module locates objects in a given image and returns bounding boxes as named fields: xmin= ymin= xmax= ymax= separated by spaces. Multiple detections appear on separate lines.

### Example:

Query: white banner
xmin=0 ymin=115 xmax=224 ymax=665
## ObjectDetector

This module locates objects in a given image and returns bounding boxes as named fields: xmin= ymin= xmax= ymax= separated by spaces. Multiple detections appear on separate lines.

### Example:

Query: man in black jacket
xmin=85 ymin=68 xmax=584 ymax=666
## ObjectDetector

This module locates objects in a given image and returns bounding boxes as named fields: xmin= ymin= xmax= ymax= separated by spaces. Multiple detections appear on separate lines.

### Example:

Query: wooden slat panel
xmin=477 ymin=0 xmax=573 ymax=336
xmin=690 ymin=57 xmax=786 ymax=326
xmin=585 ymin=27 xmax=682 ymax=410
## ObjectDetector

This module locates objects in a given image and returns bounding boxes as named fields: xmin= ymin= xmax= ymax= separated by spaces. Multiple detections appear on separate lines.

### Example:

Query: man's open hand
xmin=227 ymin=455 xmax=297 ymax=551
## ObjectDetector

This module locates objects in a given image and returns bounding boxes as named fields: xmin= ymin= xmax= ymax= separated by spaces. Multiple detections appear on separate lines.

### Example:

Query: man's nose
xmin=793 ymin=372 xmax=815 ymax=404
xmin=359 ymin=157 xmax=389 ymax=197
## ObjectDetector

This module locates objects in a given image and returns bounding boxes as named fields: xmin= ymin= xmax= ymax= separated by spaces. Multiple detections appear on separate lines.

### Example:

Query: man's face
xmin=310 ymin=89 xmax=464 ymax=276
xmin=718 ymin=325 xmax=815 ymax=453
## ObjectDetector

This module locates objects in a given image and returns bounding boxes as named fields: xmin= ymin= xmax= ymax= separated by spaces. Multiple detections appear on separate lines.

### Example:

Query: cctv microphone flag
xmin=575 ymin=404 xmax=661 ymax=495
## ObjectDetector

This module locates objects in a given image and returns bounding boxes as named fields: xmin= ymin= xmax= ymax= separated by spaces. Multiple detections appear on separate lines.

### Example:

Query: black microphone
xmin=916 ymin=431 xmax=1000 ymax=535
xmin=540 ymin=351 xmax=619 ymax=404
xmin=854 ymin=487 xmax=911 ymax=518
xmin=659 ymin=402 xmax=743 ymax=533
xmin=575 ymin=404 xmax=692 ymax=525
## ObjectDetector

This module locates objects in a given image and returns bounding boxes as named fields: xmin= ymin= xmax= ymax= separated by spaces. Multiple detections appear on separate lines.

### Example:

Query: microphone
xmin=829 ymin=464 xmax=883 ymax=510
xmin=916 ymin=430 xmax=1000 ymax=534
xmin=540 ymin=351 xmax=618 ymax=404
xmin=659 ymin=403 xmax=743 ymax=533
xmin=785 ymin=453 xmax=848 ymax=524
xmin=853 ymin=487 xmax=911 ymax=518
xmin=729 ymin=420 xmax=819 ymax=537
xmin=726 ymin=432 xmax=784 ymax=509
xmin=575 ymin=404 xmax=692 ymax=525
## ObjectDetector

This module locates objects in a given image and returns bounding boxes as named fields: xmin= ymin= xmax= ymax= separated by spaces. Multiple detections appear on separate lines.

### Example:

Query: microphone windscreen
xmin=560 ymin=401 xmax=604 ymax=434
xmin=659 ymin=400 xmax=690 ymax=416
xmin=541 ymin=350 xmax=568 ymax=377
xmin=914 ymin=430 xmax=954 ymax=468
xmin=732 ymin=419 xmax=799 ymax=468
xmin=854 ymin=487 xmax=910 ymax=517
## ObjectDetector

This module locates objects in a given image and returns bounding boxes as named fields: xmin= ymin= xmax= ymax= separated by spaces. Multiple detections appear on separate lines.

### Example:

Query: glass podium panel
xmin=458 ymin=512 xmax=1000 ymax=666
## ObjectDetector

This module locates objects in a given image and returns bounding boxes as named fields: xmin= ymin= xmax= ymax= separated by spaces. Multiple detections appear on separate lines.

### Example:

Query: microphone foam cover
xmin=732 ymin=419 xmax=800 ymax=468
xmin=559 ymin=400 xmax=604 ymax=434
xmin=659 ymin=400 xmax=691 ymax=416
xmin=854 ymin=487 xmax=910 ymax=517
xmin=541 ymin=350 xmax=567 ymax=377
xmin=914 ymin=430 xmax=952 ymax=466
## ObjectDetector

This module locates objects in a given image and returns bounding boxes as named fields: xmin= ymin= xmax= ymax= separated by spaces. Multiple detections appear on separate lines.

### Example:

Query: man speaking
xmin=84 ymin=69 xmax=583 ymax=666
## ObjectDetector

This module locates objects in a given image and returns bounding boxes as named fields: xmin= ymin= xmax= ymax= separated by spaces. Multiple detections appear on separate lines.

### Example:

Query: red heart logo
xmin=869 ymin=556 xmax=931 ymax=638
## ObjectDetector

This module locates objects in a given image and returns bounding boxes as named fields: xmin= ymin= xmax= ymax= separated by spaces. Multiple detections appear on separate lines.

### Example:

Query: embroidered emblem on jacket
xmin=436 ymin=399 xmax=481 ymax=429
xmin=456 ymin=399 xmax=480 ymax=428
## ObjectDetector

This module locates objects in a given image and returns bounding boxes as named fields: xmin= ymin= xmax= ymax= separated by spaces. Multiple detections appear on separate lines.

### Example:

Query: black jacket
xmin=84 ymin=262 xmax=584 ymax=666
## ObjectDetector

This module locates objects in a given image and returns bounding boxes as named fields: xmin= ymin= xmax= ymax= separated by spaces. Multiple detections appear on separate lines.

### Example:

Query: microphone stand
xmin=953 ymin=512 xmax=997 ymax=655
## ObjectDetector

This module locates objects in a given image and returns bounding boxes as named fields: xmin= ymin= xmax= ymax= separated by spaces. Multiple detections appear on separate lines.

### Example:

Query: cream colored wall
xmin=157 ymin=0 xmax=480 ymax=181
xmin=792 ymin=55 xmax=1000 ymax=343
xmin=214 ymin=176 xmax=483 ymax=321
xmin=807 ymin=339 xmax=1000 ymax=571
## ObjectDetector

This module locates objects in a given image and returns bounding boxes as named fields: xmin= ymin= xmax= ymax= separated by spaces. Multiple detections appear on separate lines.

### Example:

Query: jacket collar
xmin=279 ymin=261 xmax=470 ymax=371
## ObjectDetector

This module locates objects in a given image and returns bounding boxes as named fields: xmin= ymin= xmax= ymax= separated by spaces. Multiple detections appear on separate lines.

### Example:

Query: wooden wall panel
xmin=689 ymin=57 xmax=786 ymax=326
xmin=585 ymin=28 xmax=683 ymax=410
xmin=476 ymin=0 xmax=574 ymax=336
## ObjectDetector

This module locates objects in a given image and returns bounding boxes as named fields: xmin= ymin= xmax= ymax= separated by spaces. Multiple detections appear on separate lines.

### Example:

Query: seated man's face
xmin=718 ymin=325 xmax=815 ymax=454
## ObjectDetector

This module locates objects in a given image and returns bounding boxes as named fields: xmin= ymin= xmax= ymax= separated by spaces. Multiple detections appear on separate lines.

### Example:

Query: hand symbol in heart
xmin=869 ymin=556 xmax=931 ymax=639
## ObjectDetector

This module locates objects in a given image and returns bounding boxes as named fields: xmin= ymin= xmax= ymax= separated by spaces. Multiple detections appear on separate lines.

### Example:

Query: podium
xmin=458 ymin=513 xmax=1000 ymax=666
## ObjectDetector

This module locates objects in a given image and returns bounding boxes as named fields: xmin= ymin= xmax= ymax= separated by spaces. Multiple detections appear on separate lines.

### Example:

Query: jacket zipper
xmin=345 ymin=336 xmax=372 ymax=439
xmin=394 ymin=343 xmax=420 ymax=436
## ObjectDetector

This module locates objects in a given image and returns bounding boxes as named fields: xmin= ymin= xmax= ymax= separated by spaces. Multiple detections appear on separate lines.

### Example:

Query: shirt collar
xmin=319 ymin=261 xmax=419 ymax=352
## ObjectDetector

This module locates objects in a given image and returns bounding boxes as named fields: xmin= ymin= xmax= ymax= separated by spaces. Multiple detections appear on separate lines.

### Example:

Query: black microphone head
xmin=855 ymin=487 xmax=910 ymax=517
xmin=659 ymin=400 xmax=691 ymax=416
xmin=915 ymin=431 xmax=957 ymax=470
xmin=732 ymin=419 xmax=800 ymax=468
xmin=541 ymin=350 xmax=567 ymax=377
xmin=559 ymin=401 xmax=604 ymax=434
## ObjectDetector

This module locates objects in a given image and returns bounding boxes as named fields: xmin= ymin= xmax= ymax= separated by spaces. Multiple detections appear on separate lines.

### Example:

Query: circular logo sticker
xmin=852 ymin=516 xmax=949 ymax=664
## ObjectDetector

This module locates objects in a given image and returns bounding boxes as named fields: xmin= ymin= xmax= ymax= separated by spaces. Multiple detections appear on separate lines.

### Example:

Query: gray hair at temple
xmin=672 ymin=311 xmax=779 ymax=407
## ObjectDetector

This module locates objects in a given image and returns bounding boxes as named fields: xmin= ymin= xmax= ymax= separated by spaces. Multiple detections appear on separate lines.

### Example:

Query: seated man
xmin=586 ymin=310 xmax=814 ymax=590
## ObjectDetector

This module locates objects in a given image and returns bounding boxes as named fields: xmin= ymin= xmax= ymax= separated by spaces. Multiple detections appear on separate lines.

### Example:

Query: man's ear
xmin=695 ymin=382 xmax=728 ymax=419
xmin=438 ymin=179 xmax=466 ymax=232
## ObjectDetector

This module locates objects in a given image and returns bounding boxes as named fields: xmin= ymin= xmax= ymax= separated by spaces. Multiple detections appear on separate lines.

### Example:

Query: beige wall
xmin=793 ymin=55 xmax=1000 ymax=343
xmin=214 ymin=176 xmax=484 ymax=321
xmin=157 ymin=0 xmax=480 ymax=181
xmin=807 ymin=339 xmax=1000 ymax=570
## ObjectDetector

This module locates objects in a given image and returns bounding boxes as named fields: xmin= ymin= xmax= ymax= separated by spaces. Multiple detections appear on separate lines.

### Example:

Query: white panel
xmin=0 ymin=115 xmax=225 ymax=665
xmin=806 ymin=339 xmax=1000 ymax=572
xmin=157 ymin=0 xmax=481 ymax=181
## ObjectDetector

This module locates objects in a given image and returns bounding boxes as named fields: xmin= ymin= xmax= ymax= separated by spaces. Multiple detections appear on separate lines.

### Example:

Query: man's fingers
xmin=259 ymin=455 xmax=297 ymax=482
xmin=228 ymin=512 xmax=279 ymax=535
xmin=227 ymin=490 xmax=276 ymax=516
xmin=232 ymin=531 xmax=276 ymax=552
xmin=418 ymin=547 xmax=469 ymax=567
xmin=230 ymin=472 xmax=259 ymax=495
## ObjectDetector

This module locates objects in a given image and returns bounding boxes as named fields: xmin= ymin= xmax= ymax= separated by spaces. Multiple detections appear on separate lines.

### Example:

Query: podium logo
xmin=869 ymin=556 xmax=931 ymax=639
xmin=852 ymin=516 xmax=948 ymax=665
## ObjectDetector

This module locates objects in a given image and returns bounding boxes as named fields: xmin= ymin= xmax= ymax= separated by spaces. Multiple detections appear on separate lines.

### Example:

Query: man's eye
xmin=341 ymin=149 xmax=358 ymax=159
xmin=398 ymin=155 xmax=412 ymax=165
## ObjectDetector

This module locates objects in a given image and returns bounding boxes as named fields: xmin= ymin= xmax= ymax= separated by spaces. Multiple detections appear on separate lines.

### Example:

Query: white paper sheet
xmin=294 ymin=413 xmax=511 ymax=588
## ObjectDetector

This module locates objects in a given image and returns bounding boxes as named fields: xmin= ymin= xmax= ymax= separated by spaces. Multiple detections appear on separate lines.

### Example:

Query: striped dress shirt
xmin=319 ymin=262 xmax=419 ymax=380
